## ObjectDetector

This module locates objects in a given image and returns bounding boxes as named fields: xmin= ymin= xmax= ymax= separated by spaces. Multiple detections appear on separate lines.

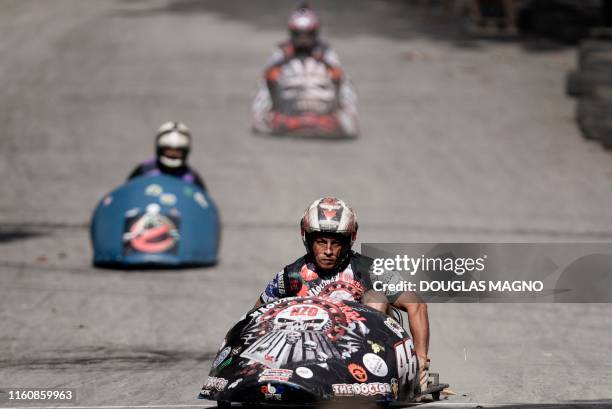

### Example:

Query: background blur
xmin=1 ymin=0 xmax=611 ymax=407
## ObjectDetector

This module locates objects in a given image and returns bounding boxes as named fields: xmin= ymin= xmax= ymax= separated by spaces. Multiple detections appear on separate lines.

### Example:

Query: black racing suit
xmin=259 ymin=251 xmax=403 ymax=304
xmin=128 ymin=158 xmax=206 ymax=190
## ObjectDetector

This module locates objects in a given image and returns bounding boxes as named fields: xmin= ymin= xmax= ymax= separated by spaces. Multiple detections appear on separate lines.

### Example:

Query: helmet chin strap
xmin=335 ymin=247 xmax=352 ymax=271
xmin=293 ymin=45 xmax=314 ymax=55
xmin=158 ymin=155 xmax=184 ymax=169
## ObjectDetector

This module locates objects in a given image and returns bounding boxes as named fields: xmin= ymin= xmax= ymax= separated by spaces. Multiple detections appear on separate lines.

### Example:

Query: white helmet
xmin=300 ymin=197 xmax=358 ymax=256
xmin=155 ymin=121 xmax=191 ymax=168
xmin=288 ymin=5 xmax=320 ymax=51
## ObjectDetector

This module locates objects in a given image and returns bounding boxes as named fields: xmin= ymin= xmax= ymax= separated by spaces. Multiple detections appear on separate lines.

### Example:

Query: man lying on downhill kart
xmin=254 ymin=197 xmax=431 ymax=398
xmin=252 ymin=5 xmax=358 ymax=136
xmin=128 ymin=121 xmax=207 ymax=190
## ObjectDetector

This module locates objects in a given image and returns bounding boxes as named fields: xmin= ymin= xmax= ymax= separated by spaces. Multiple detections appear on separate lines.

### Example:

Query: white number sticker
xmin=394 ymin=338 xmax=417 ymax=383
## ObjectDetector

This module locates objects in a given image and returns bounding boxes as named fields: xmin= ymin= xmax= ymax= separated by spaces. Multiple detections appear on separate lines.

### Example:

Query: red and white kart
xmin=252 ymin=57 xmax=359 ymax=138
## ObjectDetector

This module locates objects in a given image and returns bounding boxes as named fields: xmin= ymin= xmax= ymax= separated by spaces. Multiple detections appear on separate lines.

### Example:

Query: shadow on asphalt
xmin=469 ymin=401 xmax=612 ymax=409
xmin=93 ymin=262 xmax=218 ymax=271
xmin=0 ymin=227 xmax=49 ymax=243
xmin=0 ymin=346 xmax=216 ymax=370
xmin=114 ymin=0 xmax=572 ymax=52
xmin=252 ymin=130 xmax=357 ymax=143
xmin=202 ymin=400 xmax=612 ymax=408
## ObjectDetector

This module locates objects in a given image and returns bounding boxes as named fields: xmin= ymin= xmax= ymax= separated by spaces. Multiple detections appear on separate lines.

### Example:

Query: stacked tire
xmin=567 ymin=32 xmax=612 ymax=148
xmin=517 ymin=0 xmax=603 ymax=44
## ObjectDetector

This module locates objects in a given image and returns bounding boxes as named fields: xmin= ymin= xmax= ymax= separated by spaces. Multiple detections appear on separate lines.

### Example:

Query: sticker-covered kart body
xmin=198 ymin=297 xmax=420 ymax=406
xmin=90 ymin=174 xmax=220 ymax=267
xmin=252 ymin=57 xmax=359 ymax=138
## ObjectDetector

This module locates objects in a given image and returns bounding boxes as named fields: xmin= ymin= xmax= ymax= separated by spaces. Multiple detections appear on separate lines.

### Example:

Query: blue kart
xmin=90 ymin=175 xmax=220 ymax=267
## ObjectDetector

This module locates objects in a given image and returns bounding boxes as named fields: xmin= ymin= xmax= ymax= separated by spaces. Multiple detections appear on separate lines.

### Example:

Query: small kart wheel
xmin=217 ymin=401 xmax=231 ymax=409
xmin=432 ymin=391 xmax=441 ymax=401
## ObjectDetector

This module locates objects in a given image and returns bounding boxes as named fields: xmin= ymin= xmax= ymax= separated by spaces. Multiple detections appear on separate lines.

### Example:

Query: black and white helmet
xmin=288 ymin=4 xmax=320 ymax=51
xmin=155 ymin=121 xmax=191 ymax=168
xmin=300 ymin=197 xmax=358 ymax=255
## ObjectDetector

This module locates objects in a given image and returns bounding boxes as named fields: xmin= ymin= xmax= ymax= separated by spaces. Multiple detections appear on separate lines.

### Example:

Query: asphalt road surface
xmin=1 ymin=1 xmax=611 ymax=408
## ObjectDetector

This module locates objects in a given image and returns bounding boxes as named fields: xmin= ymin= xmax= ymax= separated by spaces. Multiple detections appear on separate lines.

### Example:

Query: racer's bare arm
xmin=361 ymin=290 xmax=388 ymax=314
xmin=362 ymin=290 xmax=429 ymax=358
xmin=265 ymin=66 xmax=283 ymax=110
xmin=393 ymin=291 xmax=429 ymax=359
xmin=393 ymin=291 xmax=430 ymax=394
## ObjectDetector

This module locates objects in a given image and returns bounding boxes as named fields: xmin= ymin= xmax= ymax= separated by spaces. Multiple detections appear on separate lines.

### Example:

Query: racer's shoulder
xmin=315 ymin=40 xmax=332 ymax=51
xmin=349 ymin=251 xmax=374 ymax=266
xmin=266 ymin=42 xmax=292 ymax=67
xmin=316 ymin=42 xmax=341 ymax=66
xmin=129 ymin=158 xmax=156 ymax=177
xmin=186 ymin=165 xmax=204 ymax=179
xmin=283 ymin=254 xmax=308 ymax=272
xmin=185 ymin=168 xmax=207 ymax=190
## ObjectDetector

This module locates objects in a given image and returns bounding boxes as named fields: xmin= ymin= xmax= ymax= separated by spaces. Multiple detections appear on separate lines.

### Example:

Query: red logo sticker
xmin=348 ymin=363 xmax=368 ymax=383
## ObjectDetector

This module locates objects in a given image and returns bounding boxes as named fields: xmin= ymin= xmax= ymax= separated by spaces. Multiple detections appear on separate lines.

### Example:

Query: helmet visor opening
xmin=290 ymin=30 xmax=317 ymax=49
xmin=307 ymin=231 xmax=350 ymax=246
xmin=160 ymin=147 xmax=187 ymax=160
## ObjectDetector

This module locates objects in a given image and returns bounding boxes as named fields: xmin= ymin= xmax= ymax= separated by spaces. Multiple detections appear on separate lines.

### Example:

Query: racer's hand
xmin=418 ymin=355 xmax=430 ymax=395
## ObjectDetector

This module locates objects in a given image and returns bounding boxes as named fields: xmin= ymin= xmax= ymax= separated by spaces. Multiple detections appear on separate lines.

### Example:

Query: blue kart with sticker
xmin=198 ymin=297 xmax=447 ymax=407
xmin=90 ymin=174 xmax=220 ymax=267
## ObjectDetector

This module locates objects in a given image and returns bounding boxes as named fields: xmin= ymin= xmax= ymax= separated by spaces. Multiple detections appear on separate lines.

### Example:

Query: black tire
xmin=589 ymin=27 xmax=612 ymax=41
xmin=578 ymin=39 xmax=612 ymax=70
xmin=531 ymin=8 xmax=589 ymax=43
xmin=517 ymin=7 xmax=533 ymax=32
xmin=580 ymin=39 xmax=612 ymax=55
xmin=580 ymin=50 xmax=612 ymax=71
xmin=576 ymin=99 xmax=612 ymax=140
xmin=566 ymin=71 xmax=584 ymax=97
xmin=432 ymin=391 xmax=441 ymax=401
xmin=566 ymin=70 xmax=612 ymax=98
xmin=217 ymin=401 xmax=231 ymax=409
xmin=599 ymin=121 xmax=612 ymax=149
xmin=604 ymin=0 xmax=612 ymax=27
xmin=577 ymin=102 xmax=612 ymax=148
